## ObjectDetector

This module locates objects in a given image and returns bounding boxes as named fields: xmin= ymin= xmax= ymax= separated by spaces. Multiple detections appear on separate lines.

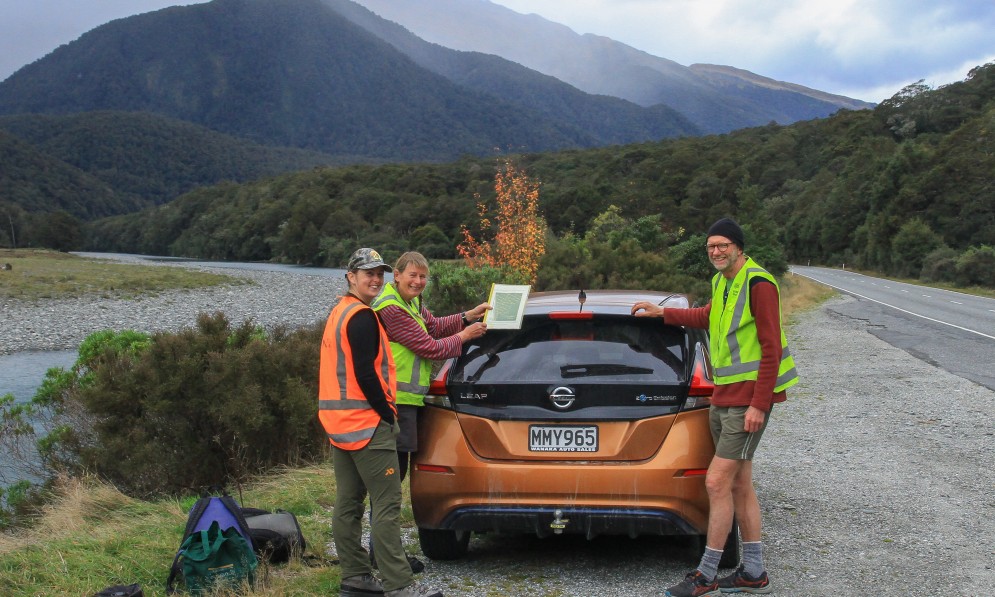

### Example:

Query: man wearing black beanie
xmin=632 ymin=217 xmax=798 ymax=597
xmin=707 ymin=218 xmax=745 ymax=251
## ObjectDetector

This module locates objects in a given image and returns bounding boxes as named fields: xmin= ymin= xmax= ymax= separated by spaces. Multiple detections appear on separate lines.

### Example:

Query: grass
xmin=0 ymin=249 xmax=244 ymax=301
xmin=779 ymin=271 xmax=838 ymax=320
xmin=0 ymin=466 xmax=348 ymax=597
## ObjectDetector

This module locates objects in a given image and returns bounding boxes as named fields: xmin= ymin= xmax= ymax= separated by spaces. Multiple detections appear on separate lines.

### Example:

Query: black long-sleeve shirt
xmin=345 ymin=305 xmax=396 ymax=424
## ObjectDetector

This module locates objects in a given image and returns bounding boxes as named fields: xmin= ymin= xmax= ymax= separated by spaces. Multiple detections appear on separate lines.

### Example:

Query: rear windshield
xmin=450 ymin=316 xmax=687 ymax=384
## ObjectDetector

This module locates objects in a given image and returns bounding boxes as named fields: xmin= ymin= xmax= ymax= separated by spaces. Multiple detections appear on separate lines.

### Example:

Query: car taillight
xmin=684 ymin=347 xmax=713 ymax=410
xmin=414 ymin=463 xmax=454 ymax=474
xmin=548 ymin=311 xmax=594 ymax=320
xmin=424 ymin=362 xmax=453 ymax=409
xmin=676 ymin=468 xmax=708 ymax=477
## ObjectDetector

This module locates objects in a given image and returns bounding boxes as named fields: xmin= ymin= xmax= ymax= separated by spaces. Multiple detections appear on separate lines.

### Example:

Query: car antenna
xmin=578 ymin=288 xmax=587 ymax=312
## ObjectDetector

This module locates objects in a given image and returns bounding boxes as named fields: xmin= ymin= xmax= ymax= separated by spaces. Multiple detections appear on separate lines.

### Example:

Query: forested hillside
xmin=77 ymin=63 xmax=995 ymax=290
xmin=0 ymin=111 xmax=339 ymax=215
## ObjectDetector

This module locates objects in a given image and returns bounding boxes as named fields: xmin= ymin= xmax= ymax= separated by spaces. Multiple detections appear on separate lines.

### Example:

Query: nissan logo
xmin=548 ymin=386 xmax=576 ymax=410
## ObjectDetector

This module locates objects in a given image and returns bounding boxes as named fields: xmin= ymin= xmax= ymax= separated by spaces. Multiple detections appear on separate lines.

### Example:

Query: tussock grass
xmin=779 ymin=271 xmax=836 ymax=320
xmin=0 ymin=249 xmax=243 ymax=301
xmin=0 ymin=466 xmax=346 ymax=596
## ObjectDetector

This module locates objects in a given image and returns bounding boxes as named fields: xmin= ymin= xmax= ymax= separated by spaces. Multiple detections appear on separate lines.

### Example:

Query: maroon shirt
xmin=376 ymin=300 xmax=464 ymax=360
xmin=663 ymin=279 xmax=786 ymax=412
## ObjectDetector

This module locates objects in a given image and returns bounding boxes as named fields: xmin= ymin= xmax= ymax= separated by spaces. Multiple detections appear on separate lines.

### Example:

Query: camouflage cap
xmin=347 ymin=247 xmax=392 ymax=272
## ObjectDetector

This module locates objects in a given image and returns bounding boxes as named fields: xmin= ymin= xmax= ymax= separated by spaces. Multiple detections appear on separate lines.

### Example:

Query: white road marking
xmin=792 ymin=272 xmax=995 ymax=340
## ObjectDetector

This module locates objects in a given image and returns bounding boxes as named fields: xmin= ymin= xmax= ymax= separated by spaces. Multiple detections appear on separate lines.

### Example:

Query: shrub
xmin=669 ymin=233 xmax=713 ymax=282
xmin=919 ymin=246 xmax=959 ymax=283
xmin=27 ymin=315 xmax=326 ymax=497
xmin=423 ymin=261 xmax=526 ymax=315
xmin=954 ymin=245 xmax=995 ymax=287
xmin=890 ymin=218 xmax=944 ymax=278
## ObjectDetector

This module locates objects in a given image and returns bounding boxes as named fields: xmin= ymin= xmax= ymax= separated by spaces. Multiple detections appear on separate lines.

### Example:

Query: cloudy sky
xmin=1 ymin=0 xmax=993 ymax=102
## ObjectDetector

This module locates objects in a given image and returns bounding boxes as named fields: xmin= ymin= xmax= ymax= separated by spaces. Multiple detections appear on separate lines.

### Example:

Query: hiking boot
xmin=384 ymin=582 xmax=443 ymax=597
xmin=664 ymin=570 xmax=720 ymax=597
xmin=340 ymin=573 xmax=385 ymax=596
xmin=716 ymin=565 xmax=772 ymax=594
xmin=406 ymin=555 xmax=426 ymax=574
xmin=370 ymin=546 xmax=426 ymax=574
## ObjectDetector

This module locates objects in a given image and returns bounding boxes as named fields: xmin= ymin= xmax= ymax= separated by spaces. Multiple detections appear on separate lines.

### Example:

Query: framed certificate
xmin=483 ymin=283 xmax=531 ymax=329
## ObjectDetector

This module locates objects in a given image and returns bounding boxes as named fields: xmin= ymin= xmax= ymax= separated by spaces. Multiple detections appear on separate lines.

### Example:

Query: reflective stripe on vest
xmin=318 ymin=296 xmax=396 ymax=450
xmin=372 ymin=283 xmax=432 ymax=406
xmin=708 ymin=258 xmax=799 ymax=393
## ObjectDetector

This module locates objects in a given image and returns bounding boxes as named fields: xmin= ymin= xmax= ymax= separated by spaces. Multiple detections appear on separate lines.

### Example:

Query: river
xmin=2 ymin=253 xmax=348 ymax=405
xmin=1 ymin=252 xmax=349 ymax=489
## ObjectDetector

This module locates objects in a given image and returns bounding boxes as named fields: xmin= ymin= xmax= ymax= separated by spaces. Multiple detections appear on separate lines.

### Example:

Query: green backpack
xmin=166 ymin=492 xmax=258 ymax=595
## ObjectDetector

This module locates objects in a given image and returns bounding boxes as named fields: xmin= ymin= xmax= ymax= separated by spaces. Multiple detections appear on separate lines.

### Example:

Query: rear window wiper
xmin=560 ymin=363 xmax=655 ymax=378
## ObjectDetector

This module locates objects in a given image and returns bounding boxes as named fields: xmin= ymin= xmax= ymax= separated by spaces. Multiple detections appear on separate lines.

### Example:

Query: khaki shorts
xmin=709 ymin=405 xmax=771 ymax=461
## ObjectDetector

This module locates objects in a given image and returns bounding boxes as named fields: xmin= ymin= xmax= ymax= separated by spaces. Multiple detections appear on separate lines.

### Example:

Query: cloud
xmin=2 ymin=0 xmax=992 ymax=102
xmin=0 ymin=0 xmax=209 ymax=82
xmin=494 ymin=0 xmax=995 ymax=101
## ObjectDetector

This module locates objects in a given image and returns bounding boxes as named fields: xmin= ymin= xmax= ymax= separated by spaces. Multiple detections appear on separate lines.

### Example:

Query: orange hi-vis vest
xmin=318 ymin=295 xmax=397 ymax=450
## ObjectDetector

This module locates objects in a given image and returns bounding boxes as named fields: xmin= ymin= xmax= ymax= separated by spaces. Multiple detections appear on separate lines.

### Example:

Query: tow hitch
xmin=550 ymin=509 xmax=570 ymax=534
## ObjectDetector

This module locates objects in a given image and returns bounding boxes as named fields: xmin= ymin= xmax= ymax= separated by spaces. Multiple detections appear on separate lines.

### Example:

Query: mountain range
xmin=0 ymin=0 xmax=872 ymax=220
xmin=345 ymin=0 xmax=874 ymax=133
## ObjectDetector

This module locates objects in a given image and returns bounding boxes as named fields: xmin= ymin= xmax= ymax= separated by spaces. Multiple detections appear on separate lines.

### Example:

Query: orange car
xmin=410 ymin=290 xmax=739 ymax=565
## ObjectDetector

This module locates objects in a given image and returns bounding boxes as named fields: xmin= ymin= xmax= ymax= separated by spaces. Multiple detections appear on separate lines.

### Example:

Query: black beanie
xmin=707 ymin=217 xmax=745 ymax=249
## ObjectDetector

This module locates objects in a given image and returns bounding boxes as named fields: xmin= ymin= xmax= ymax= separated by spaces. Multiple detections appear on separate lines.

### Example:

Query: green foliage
xmin=954 ymin=245 xmax=995 ymax=287
xmin=409 ymin=224 xmax=452 ymax=259
xmin=0 ymin=480 xmax=41 ymax=529
xmin=13 ymin=318 xmax=327 ymax=499
xmin=538 ymin=227 xmax=710 ymax=301
xmin=0 ymin=112 xmax=339 ymax=236
xmin=423 ymin=262 xmax=526 ymax=316
xmin=890 ymin=218 xmax=945 ymax=278
xmin=919 ymin=246 xmax=960 ymax=284
xmin=77 ymin=329 xmax=153 ymax=364
xmin=668 ymin=233 xmax=714 ymax=283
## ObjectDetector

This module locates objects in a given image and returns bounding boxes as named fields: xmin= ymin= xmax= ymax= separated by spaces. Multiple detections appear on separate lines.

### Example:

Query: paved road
xmin=790 ymin=265 xmax=995 ymax=391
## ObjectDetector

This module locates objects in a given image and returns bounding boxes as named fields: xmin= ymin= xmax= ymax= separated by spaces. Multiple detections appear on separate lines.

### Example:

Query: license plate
xmin=528 ymin=425 xmax=598 ymax=452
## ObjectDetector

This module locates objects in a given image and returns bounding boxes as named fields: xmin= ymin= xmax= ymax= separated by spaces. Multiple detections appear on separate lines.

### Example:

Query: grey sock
xmin=697 ymin=547 xmax=723 ymax=581
xmin=742 ymin=541 xmax=764 ymax=578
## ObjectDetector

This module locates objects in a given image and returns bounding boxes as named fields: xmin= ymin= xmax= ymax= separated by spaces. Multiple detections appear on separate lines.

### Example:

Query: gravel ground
xmin=0 ymin=258 xmax=346 ymax=356
xmin=4 ymin=260 xmax=993 ymax=595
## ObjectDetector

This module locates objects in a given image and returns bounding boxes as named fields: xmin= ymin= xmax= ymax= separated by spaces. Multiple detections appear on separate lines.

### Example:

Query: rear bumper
xmin=411 ymin=407 xmax=713 ymax=538
xmin=437 ymin=505 xmax=699 ymax=539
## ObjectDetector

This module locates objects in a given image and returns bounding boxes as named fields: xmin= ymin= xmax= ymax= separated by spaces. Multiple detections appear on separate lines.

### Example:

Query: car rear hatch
xmin=442 ymin=311 xmax=694 ymax=462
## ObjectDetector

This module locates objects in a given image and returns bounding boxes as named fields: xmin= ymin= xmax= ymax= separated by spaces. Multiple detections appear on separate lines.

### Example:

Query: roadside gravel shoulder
xmin=756 ymin=294 xmax=995 ymax=596
xmin=413 ymin=295 xmax=995 ymax=596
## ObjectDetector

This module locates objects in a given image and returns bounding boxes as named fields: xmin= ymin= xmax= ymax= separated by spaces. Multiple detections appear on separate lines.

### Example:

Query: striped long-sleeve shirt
xmin=377 ymin=302 xmax=465 ymax=360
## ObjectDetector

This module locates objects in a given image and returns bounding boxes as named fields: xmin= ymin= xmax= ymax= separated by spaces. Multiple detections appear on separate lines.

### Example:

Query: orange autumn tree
xmin=458 ymin=160 xmax=546 ymax=283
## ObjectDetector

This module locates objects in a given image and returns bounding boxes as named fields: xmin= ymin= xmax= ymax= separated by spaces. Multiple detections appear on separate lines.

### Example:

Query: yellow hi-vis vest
xmin=371 ymin=283 xmax=432 ymax=407
xmin=708 ymin=257 xmax=799 ymax=393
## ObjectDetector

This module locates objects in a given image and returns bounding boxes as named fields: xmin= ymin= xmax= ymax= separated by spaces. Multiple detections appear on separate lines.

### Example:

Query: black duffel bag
xmin=240 ymin=507 xmax=307 ymax=564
